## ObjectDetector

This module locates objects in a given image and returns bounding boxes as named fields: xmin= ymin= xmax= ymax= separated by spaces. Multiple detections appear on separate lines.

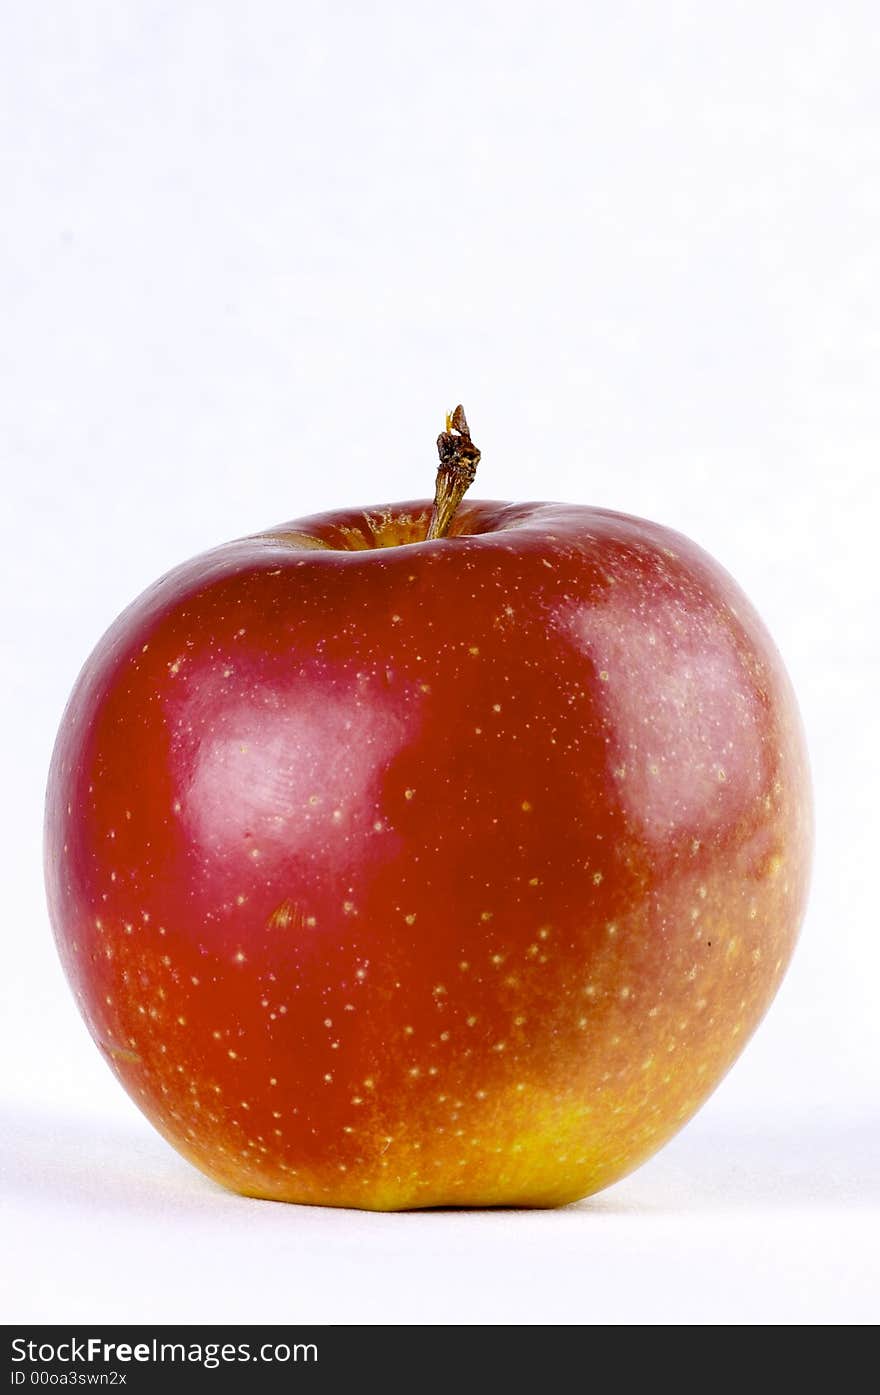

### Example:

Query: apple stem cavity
xmin=426 ymin=404 xmax=481 ymax=540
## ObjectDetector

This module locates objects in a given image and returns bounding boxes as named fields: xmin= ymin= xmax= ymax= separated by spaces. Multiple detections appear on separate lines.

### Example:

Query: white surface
xmin=1 ymin=1 xmax=878 ymax=1325
xmin=3 ymin=1108 xmax=878 ymax=1325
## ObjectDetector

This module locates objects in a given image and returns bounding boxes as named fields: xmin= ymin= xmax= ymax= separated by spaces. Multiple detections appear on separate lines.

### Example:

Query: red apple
xmin=45 ymin=410 xmax=811 ymax=1208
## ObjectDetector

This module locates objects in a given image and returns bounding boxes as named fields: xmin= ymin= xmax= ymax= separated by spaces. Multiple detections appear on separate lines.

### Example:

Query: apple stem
xmin=426 ymin=405 xmax=481 ymax=540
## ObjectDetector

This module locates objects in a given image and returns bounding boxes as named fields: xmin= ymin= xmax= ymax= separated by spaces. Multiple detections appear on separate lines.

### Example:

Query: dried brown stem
xmin=426 ymin=404 xmax=481 ymax=540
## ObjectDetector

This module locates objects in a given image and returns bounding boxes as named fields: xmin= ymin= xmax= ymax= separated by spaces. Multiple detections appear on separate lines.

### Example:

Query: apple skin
xmin=45 ymin=499 xmax=811 ymax=1209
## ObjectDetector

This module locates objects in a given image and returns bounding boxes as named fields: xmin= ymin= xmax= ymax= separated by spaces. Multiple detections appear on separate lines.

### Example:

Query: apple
xmin=45 ymin=408 xmax=811 ymax=1209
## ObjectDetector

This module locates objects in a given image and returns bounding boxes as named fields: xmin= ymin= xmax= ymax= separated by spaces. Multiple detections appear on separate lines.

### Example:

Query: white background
xmin=2 ymin=1 xmax=878 ymax=1325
